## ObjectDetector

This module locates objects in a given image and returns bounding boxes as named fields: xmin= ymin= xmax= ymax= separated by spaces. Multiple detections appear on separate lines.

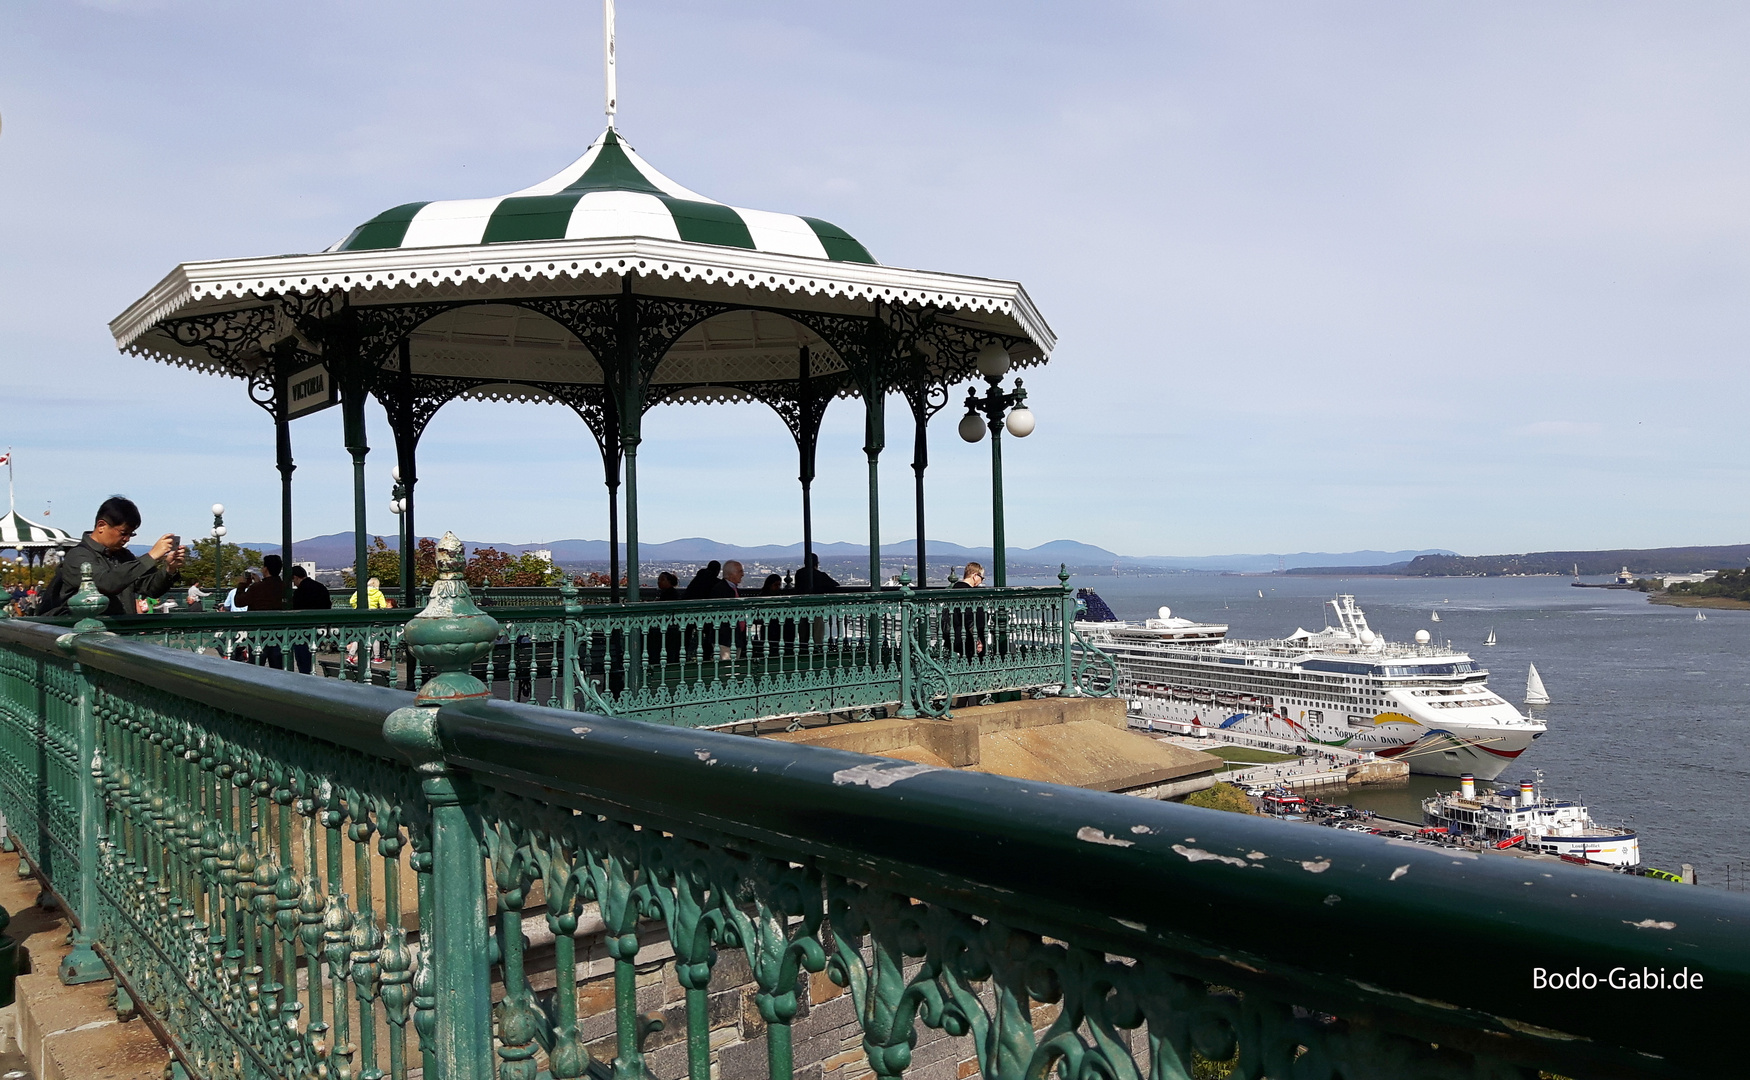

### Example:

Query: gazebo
xmin=0 ymin=509 xmax=76 ymax=570
xmin=110 ymin=65 xmax=1053 ymax=605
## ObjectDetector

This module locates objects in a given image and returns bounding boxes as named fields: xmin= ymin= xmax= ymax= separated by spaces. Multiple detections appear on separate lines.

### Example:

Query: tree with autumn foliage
xmin=461 ymin=547 xmax=565 ymax=588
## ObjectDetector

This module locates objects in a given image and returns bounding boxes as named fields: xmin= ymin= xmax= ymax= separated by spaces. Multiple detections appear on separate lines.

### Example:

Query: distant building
xmin=530 ymin=549 xmax=553 ymax=564
xmin=1660 ymin=571 xmax=1717 ymax=588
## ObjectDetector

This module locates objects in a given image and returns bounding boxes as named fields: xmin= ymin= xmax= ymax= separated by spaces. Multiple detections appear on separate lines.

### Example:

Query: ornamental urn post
xmin=382 ymin=531 xmax=498 ymax=1080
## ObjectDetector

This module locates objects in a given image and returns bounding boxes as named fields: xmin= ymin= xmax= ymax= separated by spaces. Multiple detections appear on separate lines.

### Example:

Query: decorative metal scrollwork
xmin=908 ymin=622 xmax=955 ymax=717
xmin=1070 ymin=628 xmax=1121 ymax=697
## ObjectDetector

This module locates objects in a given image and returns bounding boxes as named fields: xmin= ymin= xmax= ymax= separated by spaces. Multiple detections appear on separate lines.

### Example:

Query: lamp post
xmin=390 ymin=467 xmax=411 ymax=605
xmin=957 ymin=344 xmax=1035 ymax=587
xmin=210 ymin=503 xmax=227 ymax=598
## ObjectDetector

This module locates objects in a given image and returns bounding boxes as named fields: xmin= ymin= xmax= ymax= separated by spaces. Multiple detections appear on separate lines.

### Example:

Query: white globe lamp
xmin=1004 ymin=406 xmax=1035 ymax=438
xmin=975 ymin=343 xmax=1011 ymax=379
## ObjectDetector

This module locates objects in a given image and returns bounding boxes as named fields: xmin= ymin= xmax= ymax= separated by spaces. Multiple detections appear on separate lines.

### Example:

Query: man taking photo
xmin=41 ymin=495 xmax=184 ymax=617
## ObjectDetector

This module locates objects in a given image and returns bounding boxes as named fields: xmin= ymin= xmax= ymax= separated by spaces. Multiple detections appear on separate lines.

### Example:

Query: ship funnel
xmin=1519 ymin=780 xmax=1535 ymax=807
xmin=1460 ymin=774 xmax=1475 ymax=800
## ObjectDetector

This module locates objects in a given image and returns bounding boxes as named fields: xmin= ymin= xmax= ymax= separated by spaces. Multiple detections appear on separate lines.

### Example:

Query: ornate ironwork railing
xmin=38 ymin=575 xmax=1116 ymax=727
xmin=1 ymin=574 xmax=1744 ymax=1080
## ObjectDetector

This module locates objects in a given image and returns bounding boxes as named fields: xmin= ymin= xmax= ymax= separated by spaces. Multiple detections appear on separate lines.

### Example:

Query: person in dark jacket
xmin=41 ymin=496 xmax=182 ymax=617
xmin=757 ymin=574 xmax=784 ymax=657
xmin=948 ymin=562 xmax=987 ymax=659
xmin=650 ymin=572 xmax=682 ymax=665
xmin=241 ymin=555 xmax=288 ymax=669
xmin=682 ymin=561 xmax=722 ymax=598
xmin=794 ymin=553 xmax=840 ymax=594
xmin=682 ymin=561 xmax=722 ymax=658
xmin=289 ymin=565 xmax=332 ymax=675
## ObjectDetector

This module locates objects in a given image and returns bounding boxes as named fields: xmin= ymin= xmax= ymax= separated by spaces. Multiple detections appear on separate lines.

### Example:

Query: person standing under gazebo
xmin=40 ymin=496 xmax=184 ymax=617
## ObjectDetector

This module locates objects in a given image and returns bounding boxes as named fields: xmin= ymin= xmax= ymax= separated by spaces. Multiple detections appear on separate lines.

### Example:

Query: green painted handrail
xmin=1 ymin=613 xmax=1746 ymax=1079
xmin=32 ymin=585 xmax=1082 ymax=727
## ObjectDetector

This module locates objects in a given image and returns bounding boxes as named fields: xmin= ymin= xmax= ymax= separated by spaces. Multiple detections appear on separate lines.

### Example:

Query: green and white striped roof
xmin=331 ymin=128 xmax=876 ymax=264
xmin=0 ymin=509 xmax=75 ymax=551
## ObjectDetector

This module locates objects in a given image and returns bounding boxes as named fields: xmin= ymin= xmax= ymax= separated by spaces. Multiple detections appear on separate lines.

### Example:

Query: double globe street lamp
xmin=957 ymin=343 xmax=1035 ymax=587
xmin=210 ymin=503 xmax=227 ymax=594
xmin=389 ymin=467 xmax=411 ymax=602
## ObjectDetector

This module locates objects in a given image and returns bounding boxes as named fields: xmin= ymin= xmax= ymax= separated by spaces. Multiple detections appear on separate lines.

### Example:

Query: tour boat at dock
xmin=1077 ymin=594 xmax=1545 ymax=779
xmin=1422 ymin=773 xmax=1638 ymax=867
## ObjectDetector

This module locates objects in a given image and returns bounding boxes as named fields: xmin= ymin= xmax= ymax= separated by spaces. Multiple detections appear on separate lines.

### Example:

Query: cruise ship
xmin=1077 ymin=594 xmax=1546 ymax=779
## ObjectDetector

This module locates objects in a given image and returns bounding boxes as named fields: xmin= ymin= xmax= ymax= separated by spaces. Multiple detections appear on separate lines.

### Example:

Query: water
xmin=1018 ymin=572 xmax=1750 ymax=883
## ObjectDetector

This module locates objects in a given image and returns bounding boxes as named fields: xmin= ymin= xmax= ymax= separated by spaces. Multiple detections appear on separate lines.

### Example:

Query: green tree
xmin=181 ymin=538 xmax=266 ymax=591
xmin=339 ymin=536 xmax=404 ymax=590
xmin=462 ymin=547 xmax=564 ymax=588
xmin=1669 ymin=568 xmax=1750 ymax=602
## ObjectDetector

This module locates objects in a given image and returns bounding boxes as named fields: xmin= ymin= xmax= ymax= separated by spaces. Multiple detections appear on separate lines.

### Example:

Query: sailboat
xmin=1257 ymin=590 xmax=1264 ymax=599
xmin=1431 ymin=611 xmax=1441 ymax=623
xmin=1696 ymin=611 xmax=1708 ymax=622
xmin=1525 ymin=663 xmax=1550 ymax=705
xmin=1484 ymin=628 xmax=1497 ymax=646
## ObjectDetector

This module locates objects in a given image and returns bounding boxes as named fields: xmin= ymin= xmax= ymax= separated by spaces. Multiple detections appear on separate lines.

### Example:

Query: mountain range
xmin=1291 ymin=543 xmax=1750 ymax=577
xmin=233 ymin=532 xmax=1453 ymax=575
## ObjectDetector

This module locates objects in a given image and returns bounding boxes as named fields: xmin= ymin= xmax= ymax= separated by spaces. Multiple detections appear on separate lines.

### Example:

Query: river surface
xmin=1015 ymin=572 xmax=1750 ymax=887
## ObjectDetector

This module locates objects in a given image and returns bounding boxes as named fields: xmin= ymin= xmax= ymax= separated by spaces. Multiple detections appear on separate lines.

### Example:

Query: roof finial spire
xmin=603 ymin=0 xmax=617 ymax=129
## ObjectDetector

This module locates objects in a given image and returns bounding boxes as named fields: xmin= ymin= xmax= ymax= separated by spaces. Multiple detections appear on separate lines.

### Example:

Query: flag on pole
xmin=0 ymin=453 xmax=9 ymax=465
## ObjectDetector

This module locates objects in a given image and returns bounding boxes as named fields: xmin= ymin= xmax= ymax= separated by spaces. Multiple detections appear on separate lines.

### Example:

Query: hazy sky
xmin=3 ymin=2 xmax=1746 ymax=557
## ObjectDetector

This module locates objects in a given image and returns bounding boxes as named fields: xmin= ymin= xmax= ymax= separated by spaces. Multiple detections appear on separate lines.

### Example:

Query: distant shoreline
xmin=1648 ymin=594 xmax=1750 ymax=610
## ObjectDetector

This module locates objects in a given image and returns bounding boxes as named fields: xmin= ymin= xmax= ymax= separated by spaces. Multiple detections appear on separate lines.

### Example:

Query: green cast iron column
xmin=396 ymin=338 xmax=419 ymax=605
xmin=57 ymin=566 xmax=109 ymax=984
xmin=617 ymin=280 xmax=642 ymax=604
xmin=601 ymin=398 xmax=623 ymax=603
xmin=387 ymin=531 xmax=503 ymax=1080
xmin=911 ymin=402 xmax=930 ymax=587
xmin=274 ymin=352 xmax=296 ymax=605
xmin=988 ymin=416 xmax=1006 ymax=587
xmin=797 ymin=346 xmax=818 ymax=577
xmin=864 ymin=389 xmax=884 ymax=588
xmin=342 ymin=369 xmax=370 ymax=615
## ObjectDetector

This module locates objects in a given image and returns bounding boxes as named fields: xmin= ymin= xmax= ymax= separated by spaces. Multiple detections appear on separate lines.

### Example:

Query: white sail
xmin=1431 ymin=611 xmax=1441 ymax=623
xmin=1257 ymin=590 xmax=1264 ymax=598
xmin=1696 ymin=611 xmax=1707 ymax=621
xmin=1484 ymin=628 xmax=1497 ymax=646
xmin=1525 ymin=663 xmax=1550 ymax=705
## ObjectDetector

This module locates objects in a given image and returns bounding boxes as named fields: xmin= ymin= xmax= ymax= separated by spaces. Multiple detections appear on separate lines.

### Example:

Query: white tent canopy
xmin=0 ymin=509 xmax=75 ymax=553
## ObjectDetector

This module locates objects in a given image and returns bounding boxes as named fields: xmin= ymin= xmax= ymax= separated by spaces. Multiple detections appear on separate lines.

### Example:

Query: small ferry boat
xmin=1422 ymin=772 xmax=1638 ymax=867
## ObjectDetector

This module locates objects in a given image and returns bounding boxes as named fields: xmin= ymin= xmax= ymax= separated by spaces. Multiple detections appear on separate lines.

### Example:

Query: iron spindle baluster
xmin=490 ymin=819 xmax=539 ymax=1080
xmin=349 ymin=811 xmax=381 ymax=1080
xmin=300 ymin=786 xmax=328 ymax=1044
xmin=408 ymin=826 xmax=436 ymax=1078
xmin=323 ymin=889 xmax=355 ymax=1076
xmin=538 ymin=827 xmax=586 ymax=1079
xmin=376 ymin=808 xmax=406 ymax=1080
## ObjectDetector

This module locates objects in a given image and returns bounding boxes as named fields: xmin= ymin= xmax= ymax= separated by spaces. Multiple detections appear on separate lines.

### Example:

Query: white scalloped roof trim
xmin=111 ymin=236 xmax=1055 ymax=359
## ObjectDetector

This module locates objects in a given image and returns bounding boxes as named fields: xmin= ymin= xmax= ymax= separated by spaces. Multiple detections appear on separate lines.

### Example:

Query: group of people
xmin=642 ymin=554 xmax=845 ymax=662
xmin=652 ymin=552 xmax=844 ymax=602
xmin=634 ymin=554 xmax=990 ymax=665
xmin=4 ymin=580 xmax=47 ymax=616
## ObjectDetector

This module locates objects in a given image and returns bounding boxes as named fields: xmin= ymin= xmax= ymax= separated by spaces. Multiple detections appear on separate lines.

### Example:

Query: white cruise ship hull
xmin=1083 ymin=594 xmax=1546 ymax=782
xmin=1131 ymin=697 xmax=1535 ymax=780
